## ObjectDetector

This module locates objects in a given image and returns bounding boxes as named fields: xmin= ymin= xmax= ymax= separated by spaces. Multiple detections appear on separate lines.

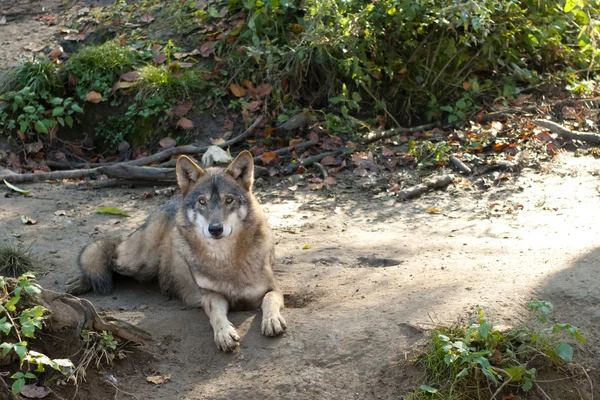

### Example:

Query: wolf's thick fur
xmin=66 ymin=151 xmax=287 ymax=351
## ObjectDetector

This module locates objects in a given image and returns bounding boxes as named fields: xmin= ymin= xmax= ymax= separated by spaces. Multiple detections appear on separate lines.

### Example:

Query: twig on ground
xmin=284 ymin=150 xmax=342 ymax=174
xmin=449 ymin=155 xmax=472 ymax=174
xmin=534 ymin=382 xmax=552 ymax=400
xmin=107 ymin=380 xmax=139 ymax=400
xmin=396 ymin=175 xmax=453 ymax=200
xmin=70 ymin=180 xmax=175 ymax=190
xmin=533 ymin=119 xmax=600 ymax=145
xmin=252 ymin=140 xmax=318 ymax=162
xmin=313 ymin=162 xmax=328 ymax=179
xmin=363 ymin=123 xmax=438 ymax=144
xmin=490 ymin=367 xmax=513 ymax=400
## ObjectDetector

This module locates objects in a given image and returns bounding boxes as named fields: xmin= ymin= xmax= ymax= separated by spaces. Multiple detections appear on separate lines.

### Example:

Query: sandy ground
xmin=1 ymin=152 xmax=599 ymax=399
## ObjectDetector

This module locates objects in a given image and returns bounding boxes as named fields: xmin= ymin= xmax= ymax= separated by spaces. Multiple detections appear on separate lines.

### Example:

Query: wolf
xmin=66 ymin=151 xmax=287 ymax=351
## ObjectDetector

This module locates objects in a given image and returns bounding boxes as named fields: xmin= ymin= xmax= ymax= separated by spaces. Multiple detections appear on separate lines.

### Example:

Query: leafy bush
xmin=66 ymin=41 xmax=140 ymax=100
xmin=0 ymin=86 xmax=83 ymax=138
xmin=217 ymin=0 xmax=600 ymax=122
xmin=0 ymin=274 xmax=75 ymax=395
xmin=406 ymin=300 xmax=587 ymax=399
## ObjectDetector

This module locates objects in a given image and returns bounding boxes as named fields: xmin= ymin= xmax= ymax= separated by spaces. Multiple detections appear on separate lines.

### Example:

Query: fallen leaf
xmin=223 ymin=119 xmax=234 ymax=131
xmin=63 ymin=33 xmax=85 ymax=41
xmin=353 ymin=167 xmax=367 ymax=177
xmin=4 ymin=180 xmax=30 ymax=195
xmin=324 ymin=176 xmax=337 ymax=185
xmin=114 ymin=81 xmax=137 ymax=90
xmin=176 ymin=118 xmax=194 ymax=130
xmin=308 ymin=182 xmax=324 ymax=190
xmin=462 ymin=81 xmax=471 ymax=91
xmin=146 ymin=375 xmax=171 ymax=385
xmin=302 ymin=245 xmax=311 ymax=249
xmin=25 ymin=142 xmax=43 ymax=154
xmin=199 ymin=41 xmax=215 ymax=57
xmin=94 ymin=207 xmax=131 ymax=217
xmin=242 ymin=100 xmax=262 ymax=113
xmin=152 ymin=53 xmax=167 ymax=64
xmin=319 ymin=156 xmax=338 ymax=166
xmin=120 ymin=71 xmax=141 ymax=81
xmin=140 ymin=14 xmax=154 ymax=23
xmin=210 ymin=137 xmax=226 ymax=145
xmin=230 ymin=83 xmax=246 ymax=97
xmin=159 ymin=137 xmax=177 ymax=149
xmin=151 ymin=44 xmax=163 ymax=52
xmin=426 ymin=207 xmax=443 ymax=214
xmin=174 ymin=52 xmax=190 ymax=59
xmin=85 ymin=91 xmax=102 ymax=103
xmin=260 ymin=152 xmax=278 ymax=165
xmin=172 ymin=101 xmax=193 ymax=117
xmin=202 ymin=146 xmax=232 ymax=166
xmin=255 ymin=83 xmax=272 ymax=97
xmin=0 ymin=16 xmax=6 ymax=25
xmin=196 ymin=0 xmax=208 ymax=9
xmin=381 ymin=146 xmax=395 ymax=157
xmin=21 ymin=215 xmax=37 ymax=225
xmin=49 ymin=46 xmax=63 ymax=58
xmin=501 ymin=395 xmax=515 ymax=400
xmin=20 ymin=385 xmax=50 ymax=399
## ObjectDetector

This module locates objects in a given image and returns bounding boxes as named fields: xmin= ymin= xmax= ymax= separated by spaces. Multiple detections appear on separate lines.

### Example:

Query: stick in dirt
xmin=449 ymin=155 xmax=472 ymax=174
xmin=0 ymin=117 xmax=265 ymax=184
xmin=284 ymin=150 xmax=342 ymax=175
xmin=396 ymin=175 xmax=453 ymax=200
xmin=533 ymin=119 xmax=600 ymax=145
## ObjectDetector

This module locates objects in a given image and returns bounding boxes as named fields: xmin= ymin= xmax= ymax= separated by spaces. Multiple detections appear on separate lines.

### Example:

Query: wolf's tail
xmin=77 ymin=238 xmax=120 ymax=295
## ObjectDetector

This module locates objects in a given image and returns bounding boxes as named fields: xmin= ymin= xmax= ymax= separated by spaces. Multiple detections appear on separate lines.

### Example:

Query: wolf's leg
xmin=66 ymin=239 xmax=120 ymax=295
xmin=200 ymin=290 xmax=240 ymax=352
xmin=260 ymin=290 xmax=287 ymax=337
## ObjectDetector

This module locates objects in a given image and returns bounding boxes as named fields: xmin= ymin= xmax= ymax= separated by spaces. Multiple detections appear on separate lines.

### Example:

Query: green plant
xmin=406 ymin=301 xmax=587 ymax=399
xmin=408 ymin=140 xmax=450 ymax=168
xmin=0 ymin=274 xmax=75 ymax=395
xmin=0 ymin=87 xmax=83 ymax=138
xmin=0 ymin=241 xmax=37 ymax=277
xmin=138 ymin=65 xmax=206 ymax=99
xmin=74 ymin=330 xmax=125 ymax=381
xmin=66 ymin=41 xmax=139 ymax=100
xmin=0 ymin=57 xmax=64 ymax=95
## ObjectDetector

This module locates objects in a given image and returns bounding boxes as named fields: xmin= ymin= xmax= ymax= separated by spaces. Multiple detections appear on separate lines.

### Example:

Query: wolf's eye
xmin=198 ymin=198 xmax=206 ymax=205
xmin=225 ymin=197 xmax=233 ymax=204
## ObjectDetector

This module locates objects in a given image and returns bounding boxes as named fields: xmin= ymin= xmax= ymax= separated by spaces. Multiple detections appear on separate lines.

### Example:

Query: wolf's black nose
xmin=208 ymin=222 xmax=224 ymax=237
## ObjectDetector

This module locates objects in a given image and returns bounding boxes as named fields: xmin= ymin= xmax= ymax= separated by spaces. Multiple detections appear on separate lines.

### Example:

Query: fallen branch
xmin=0 ymin=164 xmax=178 ymax=184
xmin=126 ymin=116 xmax=264 ymax=167
xmin=533 ymin=119 xmax=600 ymax=145
xmin=71 ymin=180 xmax=175 ymax=190
xmin=313 ymin=162 xmax=328 ymax=179
xmin=284 ymin=150 xmax=342 ymax=174
xmin=397 ymin=175 xmax=453 ymax=200
xmin=0 ymin=118 xmax=265 ymax=183
xmin=363 ymin=123 xmax=438 ymax=144
xmin=449 ymin=155 xmax=472 ymax=174
xmin=252 ymin=140 xmax=318 ymax=162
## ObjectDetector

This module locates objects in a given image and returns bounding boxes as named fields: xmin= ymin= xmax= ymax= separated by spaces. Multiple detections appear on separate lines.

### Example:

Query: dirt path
xmin=0 ymin=152 xmax=599 ymax=399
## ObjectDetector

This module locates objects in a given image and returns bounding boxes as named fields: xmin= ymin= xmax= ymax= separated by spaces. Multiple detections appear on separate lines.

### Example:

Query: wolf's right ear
xmin=176 ymin=156 xmax=205 ymax=195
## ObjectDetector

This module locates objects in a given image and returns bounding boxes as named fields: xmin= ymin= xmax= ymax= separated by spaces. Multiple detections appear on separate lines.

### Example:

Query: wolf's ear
xmin=176 ymin=156 xmax=205 ymax=195
xmin=226 ymin=150 xmax=254 ymax=190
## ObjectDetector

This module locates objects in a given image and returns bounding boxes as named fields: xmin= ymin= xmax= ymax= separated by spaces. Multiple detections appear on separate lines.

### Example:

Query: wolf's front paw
xmin=65 ymin=276 xmax=92 ymax=295
xmin=214 ymin=324 xmax=240 ymax=352
xmin=261 ymin=312 xmax=287 ymax=337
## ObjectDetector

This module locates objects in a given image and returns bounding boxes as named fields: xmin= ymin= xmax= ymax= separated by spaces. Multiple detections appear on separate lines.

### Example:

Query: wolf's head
xmin=176 ymin=151 xmax=255 ymax=240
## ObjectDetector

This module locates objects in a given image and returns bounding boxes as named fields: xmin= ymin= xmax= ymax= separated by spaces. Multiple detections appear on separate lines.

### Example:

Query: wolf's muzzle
xmin=208 ymin=222 xmax=224 ymax=237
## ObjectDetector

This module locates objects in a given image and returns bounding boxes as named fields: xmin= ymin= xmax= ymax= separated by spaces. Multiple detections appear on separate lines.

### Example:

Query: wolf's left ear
xmin=226 ymin=150 xmax=254 ymax=190
xmin=176 ymin=156 xmax=205 ymax=195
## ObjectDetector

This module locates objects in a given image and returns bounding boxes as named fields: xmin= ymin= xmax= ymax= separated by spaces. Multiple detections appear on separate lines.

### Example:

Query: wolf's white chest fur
xmin=191 ymin=271 xmax=268 ymax=303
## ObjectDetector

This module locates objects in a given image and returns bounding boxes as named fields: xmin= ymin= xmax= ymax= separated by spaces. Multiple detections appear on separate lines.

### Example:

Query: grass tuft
xmin=0 ymin=241 xmax=37 ymax=277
